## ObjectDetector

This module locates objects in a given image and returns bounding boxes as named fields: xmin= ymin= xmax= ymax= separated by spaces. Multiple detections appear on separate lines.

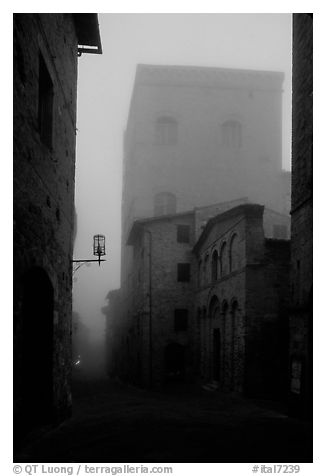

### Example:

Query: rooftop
xmin=193 ymin=203 xmax=265 ymax=254
xmin=134 ymin=63 xmax=284 ymax=89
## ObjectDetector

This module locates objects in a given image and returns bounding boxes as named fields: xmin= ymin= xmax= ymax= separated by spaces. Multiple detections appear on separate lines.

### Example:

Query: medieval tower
xmin=121 ymin=64 xmax=290 ymax=288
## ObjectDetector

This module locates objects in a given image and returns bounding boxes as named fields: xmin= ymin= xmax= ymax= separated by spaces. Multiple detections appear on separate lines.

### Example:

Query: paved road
xmin=15 ymin=378 xmax=312 ymax=463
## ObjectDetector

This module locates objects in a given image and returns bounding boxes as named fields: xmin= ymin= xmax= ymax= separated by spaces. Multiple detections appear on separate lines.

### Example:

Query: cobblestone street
xmin=15 ymin=378 xmax=312 ymax=463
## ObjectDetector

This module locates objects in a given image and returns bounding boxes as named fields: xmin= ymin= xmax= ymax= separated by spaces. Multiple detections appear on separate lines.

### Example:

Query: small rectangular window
xmin=177 ymin=263 xmax=191 ymax=282
xmin=174 ymin=309 xmax=188 ymax=332
xmin=38 ymin=53 xmax=54 ymax=148
xmin=177 ymin=225 xmax=190 ymax=243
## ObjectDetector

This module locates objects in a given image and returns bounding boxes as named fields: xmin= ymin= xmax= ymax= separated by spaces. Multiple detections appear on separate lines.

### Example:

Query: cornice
xmin=135 ymin=64 xmax=284 ymax=91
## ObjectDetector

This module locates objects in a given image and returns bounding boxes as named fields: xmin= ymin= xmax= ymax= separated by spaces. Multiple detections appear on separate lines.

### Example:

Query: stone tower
xmin=121 ymin=64 xmax=290 ymax=286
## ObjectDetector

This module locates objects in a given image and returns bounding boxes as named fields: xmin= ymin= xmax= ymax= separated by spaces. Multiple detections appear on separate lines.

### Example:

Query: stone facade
xmin=194 ymin=204 xmax=290 ymax=398
xmin=107 ymin=62 xmax=291 ymax=393
xmin=289 ymin=14 xmax=313 ymax=416
xmin=105 ymin=201 xmax=290 ymax=391
xmin=123 ymin=211 xmax=196 ymax=386
xmin=13 ymin=14 xmax=101 ymax=432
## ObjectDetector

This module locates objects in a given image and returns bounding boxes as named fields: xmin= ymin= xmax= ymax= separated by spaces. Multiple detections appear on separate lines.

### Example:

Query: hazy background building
xmin=121 ymin=64 xmax=290 ymax=287
xmin=73 ymin=15 xmax=292 ymax=368
xmin=105 ymin=58 xmax=291 ymax=387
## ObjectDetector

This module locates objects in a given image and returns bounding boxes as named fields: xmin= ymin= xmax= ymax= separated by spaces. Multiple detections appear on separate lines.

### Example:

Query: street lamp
xmin=93 ymin=234 xmax=106 ymax=265
xmin=72 ymin=234 xmax=107 ymax=274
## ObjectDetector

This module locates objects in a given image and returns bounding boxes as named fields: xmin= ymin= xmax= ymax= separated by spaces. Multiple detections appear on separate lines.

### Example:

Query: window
xmin=174 ymin=309 xmax=188 ymax=332
xmin=229 ymin=234 xmax=240 ymax=271
xmin=38 ymin=53 xmax=54 ymax=148
xmin=221 ymin=120 xmax=242 ymax=148
xmin=155 ymin=116 xmax=178 ymax=145
xmin=177 ymin=225 xmax=190 ymax=243
xmin=177 ymin=263 xmax=191 ymax=282
xmin=154 ymin=192 xmax=176 ymax=216
xmin=211 ymin=250 xmax=218 ymax=281
xmin=220 ymin=242 xmax=228 ymax=276
xmin=273 ymin=225 xmax=288 ymax=239
xmin=198 ymin=260 xmax=202 ymax=287
xmin=204 ymin=254 xmax=209 ymax=284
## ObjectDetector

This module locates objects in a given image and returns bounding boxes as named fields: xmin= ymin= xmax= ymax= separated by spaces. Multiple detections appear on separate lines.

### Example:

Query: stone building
xmin=193 ymin=204 xmax=290 ymax=398
xmin=125 ymin=210 xmax=196 ymax=386
xmin=288 ymin=14 xmax=313 ymax=416
xmin=13 ymin=14 xmax=102 ymax=433
xmin=121 ymin=64 xmax=291 ymax=291
xmin=106 ymin=200 xmax=290 ymax=389
xmin=106 ymin=63 xmax=291 ymax=390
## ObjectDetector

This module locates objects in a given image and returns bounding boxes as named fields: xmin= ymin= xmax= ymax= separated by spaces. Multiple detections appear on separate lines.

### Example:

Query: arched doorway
xmin=164 ymin=342 xmax=185 ymax=381
xmin=213 ymin=328 xmax=221 ymax=382
xmin=209 ymin=296 xmax=220 ymax=382
xmin=230 ymin=300 xmax=239 ymax=391
xmin=221 ymin=300 xmax=229 ymax=388
xmin=22 ymin=267 xmax=54 ymax=422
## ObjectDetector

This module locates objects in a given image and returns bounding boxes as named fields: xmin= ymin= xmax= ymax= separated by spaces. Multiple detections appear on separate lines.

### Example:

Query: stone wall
xmin=194 ymin=205 xmax=290 ymax=398
xmin=13 ymin=14 xmax=78 ymax=424
xmin=289 ymin=13 xmax=313 ymax=416
xmin=132 ymin=214 xmax=196 ymax=386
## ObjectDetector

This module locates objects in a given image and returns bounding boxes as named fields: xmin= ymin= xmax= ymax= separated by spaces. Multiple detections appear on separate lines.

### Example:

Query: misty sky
xmin=72 ymin=13 xmax=292 ymax=339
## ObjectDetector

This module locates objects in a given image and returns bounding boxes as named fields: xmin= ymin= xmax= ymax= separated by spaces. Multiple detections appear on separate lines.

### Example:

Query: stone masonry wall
xmin=289 ymin=13 xmax=313 ymax=415
xmin=13 ymin=14 xmax=78 ymax=421
xmin=127 ymin=214 xmax=196 ymax=386
xmin=195 ymin=205 xmax=290 ymax=398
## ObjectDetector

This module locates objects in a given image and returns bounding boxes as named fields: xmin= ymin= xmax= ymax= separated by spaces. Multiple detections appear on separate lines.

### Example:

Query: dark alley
xmin=12 ymin=12 xmax=314 ymax=470
xmin=15 ymin=378 xmax=312 ymax=463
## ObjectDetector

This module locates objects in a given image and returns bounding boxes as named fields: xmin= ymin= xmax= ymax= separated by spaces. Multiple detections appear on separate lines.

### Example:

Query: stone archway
xmin=208 ymin=296 xmax=220 ymax=382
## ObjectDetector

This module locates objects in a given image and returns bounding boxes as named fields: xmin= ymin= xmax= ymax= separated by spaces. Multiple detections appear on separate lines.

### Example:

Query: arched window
xmin=221 ymin=120 xmax=242 ymax=148
xmin=208 ymin=295 xmax=219 ymax=320
xmin=211 ymin=250 xmax=218 ymax=281
xmin=154 ymin=192 xmax=176 ymax=216
xmin=155 ymin=116 xmax=178 ymax=145
xmin=204 ymin=254 xmax=209 ymax=284
xmin=230 ymin=300 xmax=239 ymax=391
xmin=221 ymin=300 xmax=228 ymax=318
xmin=220 ymin=242 xmax=228 ymax=276
xmin=229 ymin=234 xmax=240 ymax=272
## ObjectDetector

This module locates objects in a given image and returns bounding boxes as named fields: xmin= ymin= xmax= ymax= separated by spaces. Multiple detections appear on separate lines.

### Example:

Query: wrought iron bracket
xmin=72 ymin=258 xmax=106 ymax=275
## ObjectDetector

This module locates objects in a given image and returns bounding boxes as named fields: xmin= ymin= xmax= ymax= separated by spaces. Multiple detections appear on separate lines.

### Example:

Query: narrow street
xmin=15 ymin=378 xmax=312 ymax=463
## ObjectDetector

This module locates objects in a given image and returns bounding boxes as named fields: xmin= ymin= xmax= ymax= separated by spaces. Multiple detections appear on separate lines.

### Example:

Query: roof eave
xmin=73 ymin=13 xmax=102 ymax=55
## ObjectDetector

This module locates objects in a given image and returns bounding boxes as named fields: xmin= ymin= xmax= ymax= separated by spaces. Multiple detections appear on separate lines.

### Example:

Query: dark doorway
xmin=21 ymin=267 xmax=54 ymax=423
xmin=213 ymin=329 xmax=221 ymax=382
xmin=164 ymin=343 xmax=185 ymax=381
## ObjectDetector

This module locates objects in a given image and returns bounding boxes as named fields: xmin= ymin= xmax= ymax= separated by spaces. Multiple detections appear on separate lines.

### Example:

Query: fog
xmin=72 ymin=13 xmax=292 ymax=376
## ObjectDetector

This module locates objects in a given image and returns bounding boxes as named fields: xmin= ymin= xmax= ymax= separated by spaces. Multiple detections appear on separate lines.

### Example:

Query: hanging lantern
xmin=93 ymin=234 xmax=106 ymax=265
xmin=72 ymin=235 xmax=107 ymax=273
